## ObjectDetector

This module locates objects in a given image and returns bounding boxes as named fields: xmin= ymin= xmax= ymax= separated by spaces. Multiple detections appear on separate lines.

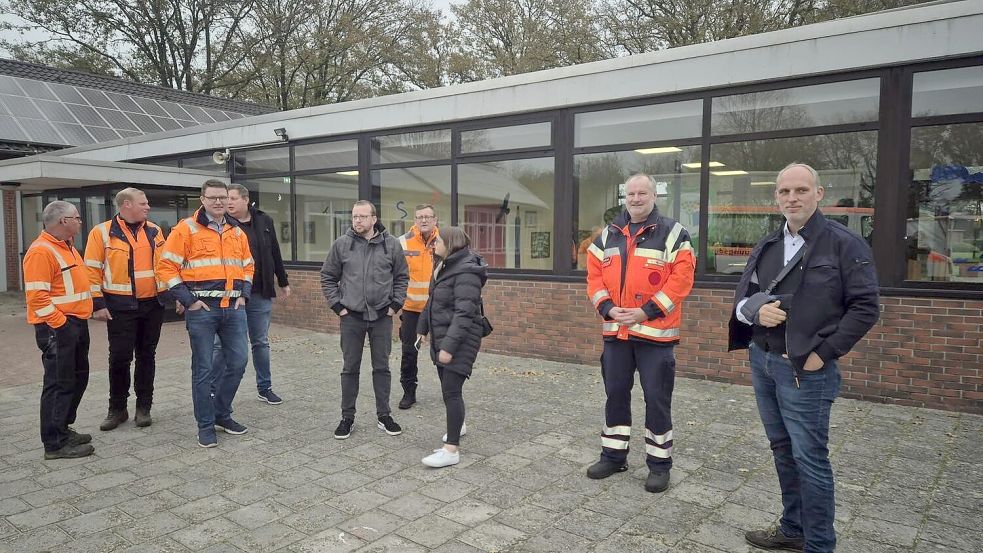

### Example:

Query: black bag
xmin=479 ymin=299 xmax=493 ymax=337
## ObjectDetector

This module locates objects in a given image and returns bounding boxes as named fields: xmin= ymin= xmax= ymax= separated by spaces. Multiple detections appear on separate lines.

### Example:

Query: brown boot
xmin=99 ymin=408 xmax=128 ymax=431
xmin=134 ymin=407 xmax=152 ymax=427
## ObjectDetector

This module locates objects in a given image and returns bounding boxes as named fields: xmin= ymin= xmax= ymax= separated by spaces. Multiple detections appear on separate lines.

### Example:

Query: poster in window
xmin=530 ymin=231 xmax=551 ymax=259
xmin=280 ymin=222 xmax=291 ymax=243
xmin=304 ymin=221 xmax=316 ymax=244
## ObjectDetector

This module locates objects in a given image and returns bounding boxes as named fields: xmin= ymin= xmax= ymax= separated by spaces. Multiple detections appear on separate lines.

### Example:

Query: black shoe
xmin=745 ymin=525 xmax=805 ymax=551
xmin=44 ymin=443 xmax=94 ymax=460
xmin=134 ymin=407 xmax=152 ymax=428
xmin=65 ymin=427 xmax=91 ymax=446
xmin=645 ymin=470 xmax=670 ymax=493
xmin=398 ymin=391 xmax=416 ymax=410
xmin=586 ymin=459 xmax=628 ymax=479
xmin=99 ymin=408 xmax=128 ymax=431
xmin=334 ymin=418 xmax=354 ymax=440
xmin=377 ymin=415 xmax=402 ymax=436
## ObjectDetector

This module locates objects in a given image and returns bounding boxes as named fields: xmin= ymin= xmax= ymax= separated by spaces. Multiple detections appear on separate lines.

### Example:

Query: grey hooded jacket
xmin=320 ymin=222 xmax=409 ymax=322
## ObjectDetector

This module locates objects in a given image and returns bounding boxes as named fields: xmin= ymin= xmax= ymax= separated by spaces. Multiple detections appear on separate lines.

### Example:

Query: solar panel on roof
xmin=18 ymin=118 xmax=65 ymax=144
xmin=204 ymin=108 xmax=229 ymax=121
xmin=224 ymin=111 xmax=244 ymax=119
xmin=78 ymin=88 xmax=116 ymax=109
xmin=183 ymin=104 xmax=214 ymax=123
xmin=34 ymin=99 xmax=78 ymax=124
xmin=52 ymin=122 xmax=95 ymax=144
xmin=14 ymin=78 xmax=57 ymax=101
xmin=68 ymin=104 xmax=107 ymax=127
xmin=0 ymin=115 xmax=28 ymax=142
xmin=0 ymin=95 xmax=43 ymax=119
xmin=133 ymin=97 xmax=168 ymax=117
xmin=95 ymin=108 xmax=138 ymax=131
xmin=85 ymin=126 xmax=120 ymax=142
xmin=47 ymin=82 xmax=88 ymax=105
xmin=105 ymin=92 xmax=141 ymax=113
xmin=126 ymin=112 xmax=162 ymax=133
xmin=158 ymin=100 xmax=192 ymax=121
xmin=0 ymin=76 xmax=22 ymax=96
xmin=152 ymin=116 xmax=181 ymax=131
xmin=116 ymin=129 xmax=141 ymax=138
xmin=177 ymin=119 xmax=199 ymax=128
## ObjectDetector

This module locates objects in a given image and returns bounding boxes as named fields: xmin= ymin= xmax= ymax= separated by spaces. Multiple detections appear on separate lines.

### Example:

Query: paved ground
xmin=0 ymin=293 xmax=981 ymax=552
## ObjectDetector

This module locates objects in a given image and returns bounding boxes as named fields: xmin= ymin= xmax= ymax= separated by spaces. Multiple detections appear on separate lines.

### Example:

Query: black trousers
xmin=399 ymin=310 xmax=421 ymax=393
xmin=36 ymin=317 xmax=90 ymax=452
xmin=437 ymin=366 xmax=467 ymax=446
xmin=106 ymin=299 xmax=164 ymax=410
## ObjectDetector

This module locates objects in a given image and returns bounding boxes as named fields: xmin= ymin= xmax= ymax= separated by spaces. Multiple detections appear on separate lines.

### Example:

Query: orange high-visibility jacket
xmin=23 ymin=231 xmax=93 ymax=328
xmin=155 ymin=208 xmax=254 ymax=308
xmin=586 ymin=209 xmax=695 ymax=344
xmin=84 ymin=215 xmax=166 ymax=312
xmin=398 ymin=225 xmax=439 ymax=313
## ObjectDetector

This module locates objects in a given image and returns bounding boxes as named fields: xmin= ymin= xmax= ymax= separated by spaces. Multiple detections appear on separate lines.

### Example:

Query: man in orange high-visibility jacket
xmin=585 ymin=174 xmax=695 ymax=494
xmin=156 ymin=179 xmax=255 ymax=449
xmin=396 ymin=204 xmax=439 ymax=410
xmin=85 ymin=187 xmax=167 ymax=431
xmin=24 ymin=201 xmax=95 ymax=460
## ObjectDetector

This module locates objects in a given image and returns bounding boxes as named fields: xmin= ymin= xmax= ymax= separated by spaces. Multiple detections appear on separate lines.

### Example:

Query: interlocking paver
xmin=0 ymin=312 xmax=979 ymax=552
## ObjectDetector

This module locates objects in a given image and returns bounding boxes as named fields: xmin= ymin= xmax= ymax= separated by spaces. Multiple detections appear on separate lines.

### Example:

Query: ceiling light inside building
xmin=711 ymin=170 xmax=749 ymax=176
xmin=681 ymin=161 xmax=725 ymax=169
xmin=335 ymin=170 xmax=359 ymax=176
xmin=634 ymin=146 xmax=682 ymax=154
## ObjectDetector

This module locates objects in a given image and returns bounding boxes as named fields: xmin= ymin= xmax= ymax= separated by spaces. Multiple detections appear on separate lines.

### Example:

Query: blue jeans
xmin=214 ymin=296 xmax=273 ymax=393
xmin=750 ymin=343 xmax=840 ymax=553
xmin=186 ymin=305 xmax=247 ymax=430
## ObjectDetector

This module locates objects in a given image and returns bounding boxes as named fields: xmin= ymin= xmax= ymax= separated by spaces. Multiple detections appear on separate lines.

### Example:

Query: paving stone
xmin=116 ymin=511 xmax=189 ymax=543
xmin=79 ymin=470 xmax=139 ymax=492
xmin=223 ymin=499 xmax=293 ymax=530
xmin=281 ymin=503 xmax=348 ymax=534
xmin=289 ymin=527 xmax=367 ymax=553
xmin=227 ymin=521 xmax=307 ymax=551
xmin=169 ymin=494 xmax=243 ymax=524
xmin=554 ymin=507 xmax=623 ymax=540
xmin=849 ymin=515 xmax=919 ymax=548
xmin=21 ymin=482 xmax=87 ymax=508
xmin=457 ymin=520 xmax=526 ymax=551
xmin=416 ymin=478 xmax=477 ymax=503
xmin=513 ymin=527 xmax=592 ymax=552
xmin=339 ymin=510 xmax=407 ymax=542
xmin=435 ymin=498 xmax=500 ymax=526
xmin=427 ymin=540 xmax=483 ymax=553
xmin=55 ymin=528 xmax=131 ymax=553
xmin=7 ymin=502 xmax=82 ymax=530
xmin=58 ymin=505 xmax=133 ymax=538
xmin=685 ymin=520 xmax=749 ymax=552
xmin=0 ymin=497 xmax=31 ymax=516
xmin=117 ymin=490 xmax=186 ymax=519
xmin=0 ymin=525 xmax=71 ymax=553
xmin=68 ymin=485 xmax=138 ymax=513
xmin=170 ymin=516 xmax=243 ymax=550
xmin=378 ymin=491 xmax=446 ymax=520
xmin=352 ymin=534 xmax=427 ymax=552
xmin=395 ymin=513 xmax=467 ymax=549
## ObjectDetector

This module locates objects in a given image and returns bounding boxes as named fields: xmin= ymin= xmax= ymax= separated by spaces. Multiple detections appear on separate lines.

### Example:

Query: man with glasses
xmin=157 ymin=180 xmax=255 ymax=448
xmin=24 ymin=201 xmax=95 ymax=459
xmin=395 ymin=204 xmax=439 ymax=409
xmin=321 ymin=200 xmax=409 ymax=439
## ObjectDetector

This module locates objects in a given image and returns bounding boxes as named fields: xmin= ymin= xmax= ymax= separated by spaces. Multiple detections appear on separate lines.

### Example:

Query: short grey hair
xmin=115 ymin=187 xmax=145 ymax=208
xmin=625 ymin=173 xmax=657 ymax=193
xmin=42 ymin=201 xmax=77 ymax=227
xmin=776 ymin=163 xmax=820 ymax=188
xmin=228 ymin=183 xmax=250 ymax=201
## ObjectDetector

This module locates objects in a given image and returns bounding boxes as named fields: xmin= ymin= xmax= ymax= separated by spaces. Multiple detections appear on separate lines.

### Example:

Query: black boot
xmin=398 ymin=388 xmax=416 ymax=410
xmin=99 ymin=408 xmax=128 ymax=431
xmin=586 ymin=459 xmax=628 ymax=479
xmin=134 ymin=407 xmax=152 ymax=427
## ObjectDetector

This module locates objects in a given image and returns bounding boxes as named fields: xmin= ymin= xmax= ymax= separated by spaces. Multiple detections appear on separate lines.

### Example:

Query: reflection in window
xmin=372 ymin=129 xmax=451 ymax=165
xmin=20 ymin=195 xmax=43 ymax=248
xmin=573 ymin=146 xmax=702 ymax=270
xmin=182 ymin=154 xmax=221 ymax=171
xmin=295 ymin=140 xmax=358 ymax=172
xmin=237 ymin=177 xmax=295 ymax=261
xmin=233 ymin=146 xmax=290 ymax=175
xmin=707 ymin=132 xmax=877 ymax=274
xmin=711 ymin=79 xmax=880 ymax=135
xmin=374 ymin=166 xmax=451 ymax=238
xmin=458 ymin=158 xmax=554 ymax=270
xmin=294 ymin=173 xmax=359 ymax=262
xmin=575 ymin=100 xmax=702 ymax=148
xmin=907 ymin=123 xmax=983 ymax=283
xmin=912 ymin=66 xmax=983 ymax=118
xmin=461 ymin=122 xmax=551 ymax=154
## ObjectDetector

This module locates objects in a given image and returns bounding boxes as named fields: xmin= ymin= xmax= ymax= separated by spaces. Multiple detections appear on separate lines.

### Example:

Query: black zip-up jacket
xmin=728 ymin=209 xmax=880 ymax=372
xmin=236 ymin=206 xmax=289 ymax=299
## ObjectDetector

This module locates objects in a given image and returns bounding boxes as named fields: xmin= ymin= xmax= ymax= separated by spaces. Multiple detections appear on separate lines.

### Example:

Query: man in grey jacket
xmin=321 ymin=200 xmax=409 ymax=440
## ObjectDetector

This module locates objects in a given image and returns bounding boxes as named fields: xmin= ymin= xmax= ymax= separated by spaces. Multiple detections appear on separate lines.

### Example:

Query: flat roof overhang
xmin=0 ymin=155 xmax=228 ymax=192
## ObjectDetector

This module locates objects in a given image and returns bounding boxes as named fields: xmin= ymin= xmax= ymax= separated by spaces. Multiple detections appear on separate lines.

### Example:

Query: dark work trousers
xmin=106 ymin=298 xmax=164 ymax=410
xmin=36 ymin=317 xmax=90 ymax=452
xmin=599 ymin=339 xmax=676 ymax=472
xmin=437 ymin=366 xmax=467 ymax=446
xmin=340 ymin=314 xmax=393 ymax=419
xmin=398 ymin=310 xmax=422 ymax=393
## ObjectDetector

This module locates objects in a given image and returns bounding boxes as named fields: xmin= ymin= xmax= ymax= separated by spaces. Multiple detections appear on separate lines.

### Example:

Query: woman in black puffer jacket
xmin=416 ymin=226 xmax=487 ymax=468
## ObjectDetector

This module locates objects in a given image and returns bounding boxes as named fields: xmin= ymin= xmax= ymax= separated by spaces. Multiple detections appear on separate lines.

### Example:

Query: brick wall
xmin=273 ymin=268 xmax=983 ymax=415
xmin=3 ymin=191 xmax=18 ymax=290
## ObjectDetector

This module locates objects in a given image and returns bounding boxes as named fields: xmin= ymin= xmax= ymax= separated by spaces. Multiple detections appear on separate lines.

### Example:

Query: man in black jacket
xmin=214 ymin=184 xmax=291 ymax=405
xmin=729 ymin=164 xmax=879 ymax=553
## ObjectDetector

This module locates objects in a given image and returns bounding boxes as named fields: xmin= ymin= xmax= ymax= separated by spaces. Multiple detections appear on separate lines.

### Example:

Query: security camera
xmin=212 ymin=150 xmax=230 ymax=164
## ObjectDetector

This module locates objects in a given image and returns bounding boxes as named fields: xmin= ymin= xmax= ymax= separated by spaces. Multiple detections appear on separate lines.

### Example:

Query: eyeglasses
xmin=351 ymin=214 xmax=375 ymax=220
xmin=414 ymin=215 xmax=436 ymax=221
xmin=203 ymin=195 xmax=229 ymax=203
xmin=62 ymin=216 xmax=82 ymax=222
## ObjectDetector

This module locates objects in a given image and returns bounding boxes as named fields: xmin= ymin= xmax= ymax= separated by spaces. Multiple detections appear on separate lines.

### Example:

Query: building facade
xmin=2 ymin=2 xmax=981 ymax=413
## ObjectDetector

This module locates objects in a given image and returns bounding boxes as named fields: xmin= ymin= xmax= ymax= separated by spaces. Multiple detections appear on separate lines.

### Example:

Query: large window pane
xmin=712 ymin=79 xmax=880 ymax=135
xmin=912 ymin=66 xmax=983 ymax=118
xmin=907 ymin=123 xmax=983 ymax=283
xmin=233 ymin=146 xmax=289 ymax=175
xmin=707 ymin=132 xmax=877 ymax=274
xmin=295 ymin=172 xmax=359 ymax=262
xmin=461 ymin=122 xmax=551 ymax=154
xmin=573 ymin=146 xmax=702 ymax=270
xmin=575 ymin=100 xmax=702 ymax=148
xmin=237 ymin=177 xmax=294 ymax=261
xmin=295 ymin=140 xmax=358 ymax=171
xmin=375 ymin=166 xmax=451 ymax=237
xmin=458 ymin=158 xmax=554 ymax=270
xmin=372 ymin=130 xmax=450 ymax=165
xmin=145 ymin=188 xmax=196 ymax=237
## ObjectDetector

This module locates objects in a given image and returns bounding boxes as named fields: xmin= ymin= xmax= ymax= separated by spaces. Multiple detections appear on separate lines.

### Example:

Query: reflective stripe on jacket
xmin=399 ymin=225 xmax=438 ymax=313
xmin=84 ymin=216 xmax=166 ymax=312
xmin=586 ymin=208 xmax=695 ymax=344
xmin=24 ymin=231 xmax=93 ymax=328
xmin=155 ymin=207 xmax=254 ymax=308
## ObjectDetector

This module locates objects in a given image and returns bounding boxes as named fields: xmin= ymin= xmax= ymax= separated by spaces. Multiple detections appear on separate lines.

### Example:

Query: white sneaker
xmin=422 ymin=447 xmax=460 ymax=468
xmin=442 ymin=422 xmax=467 ymax=443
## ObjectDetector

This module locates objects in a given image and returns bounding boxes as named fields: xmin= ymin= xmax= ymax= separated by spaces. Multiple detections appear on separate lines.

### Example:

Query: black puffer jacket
xmin=417 ymin=248 xmax=488 ymax=377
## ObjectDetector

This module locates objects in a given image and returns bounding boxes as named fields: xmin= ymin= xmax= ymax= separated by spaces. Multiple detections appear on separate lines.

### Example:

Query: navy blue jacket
xmin=728 ymin=209 xmax=880 ymax=371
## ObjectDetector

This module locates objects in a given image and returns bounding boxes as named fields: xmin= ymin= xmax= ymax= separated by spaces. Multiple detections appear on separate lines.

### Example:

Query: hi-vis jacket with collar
xmin=156 ymin=208 xmax=254 ymax=308
xmin=586 ymin=208 xmax=695 ymax=344
xmin=398 ymin=224 xmax=439 ymax=313
xmin=23 ymin=231 xmax=93 ymax=328
xmin=84 ymin=215 xmax=166 ymax=312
